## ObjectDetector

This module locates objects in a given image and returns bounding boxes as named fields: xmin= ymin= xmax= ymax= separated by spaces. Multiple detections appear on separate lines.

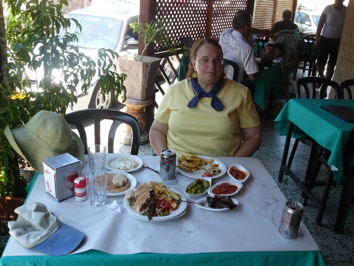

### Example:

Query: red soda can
xmin=279 ymin=201 xmax=303 ymax=238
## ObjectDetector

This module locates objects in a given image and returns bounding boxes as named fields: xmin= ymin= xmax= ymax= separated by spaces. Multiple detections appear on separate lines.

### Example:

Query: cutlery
xmin=143 ymin=165 xmax=160 ymax=174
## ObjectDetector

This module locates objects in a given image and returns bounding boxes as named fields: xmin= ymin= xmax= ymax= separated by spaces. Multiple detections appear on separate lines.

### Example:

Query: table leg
xmin=278 ymin=122 xmax=294 ymax=182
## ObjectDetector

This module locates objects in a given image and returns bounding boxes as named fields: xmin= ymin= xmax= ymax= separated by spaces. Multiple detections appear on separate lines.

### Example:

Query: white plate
xmin=195 ymin=197 xmax=239 ymax=212
xmin=106 ymin=171 xmax=137 ymax=196
xmin=227 ymin=164 xmax=250 ymax=183
xmin=177 ymin=156 xmax=227 ymax=179
xmin=208 ymin=181 xmax=243 ymax=197
xmin=124 ymin=188 xmax=187 ymax=222
xmin=185 ymin=177 xmax=212 ymax=198
xmin=106 ymin=154 xmax=143 ymax=173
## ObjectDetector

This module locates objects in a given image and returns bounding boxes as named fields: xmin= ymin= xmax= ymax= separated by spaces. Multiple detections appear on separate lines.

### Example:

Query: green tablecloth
xmin=274 ymin=99 xmax=354 ymax=184
xmin=245 ymin=63 xmax=282 ymax=111
xmin=0 ymin=249 xmax=325 ymax=266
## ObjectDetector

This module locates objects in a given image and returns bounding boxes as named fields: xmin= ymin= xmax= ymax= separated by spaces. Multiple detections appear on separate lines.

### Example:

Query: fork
xmin=143 ymin=165 xmax=160 ymax=174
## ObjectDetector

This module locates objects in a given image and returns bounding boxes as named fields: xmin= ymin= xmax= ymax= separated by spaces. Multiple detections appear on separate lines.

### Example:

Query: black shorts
xmin=316 ymin=36 xmax=341 ymax=67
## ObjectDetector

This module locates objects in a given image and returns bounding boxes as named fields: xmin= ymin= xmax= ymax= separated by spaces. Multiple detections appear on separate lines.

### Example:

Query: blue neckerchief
xmin=187 ymin=77 xmax=224 ymax=111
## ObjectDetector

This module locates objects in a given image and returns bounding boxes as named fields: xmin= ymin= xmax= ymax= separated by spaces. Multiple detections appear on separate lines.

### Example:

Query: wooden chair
xmin=223 ymin=58 xmax=239 ymax=82
xmin=64 ymin=109 xmax=141 ymax=155
xmin=340 ymin=79 xmax=354 ymax=99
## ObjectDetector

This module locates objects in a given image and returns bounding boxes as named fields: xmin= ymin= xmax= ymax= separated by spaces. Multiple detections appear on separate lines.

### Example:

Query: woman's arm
xmin=233 ymin=126 xmax=262 ymax=157
xmin=149 ymin=120 xmax=169 ymax=156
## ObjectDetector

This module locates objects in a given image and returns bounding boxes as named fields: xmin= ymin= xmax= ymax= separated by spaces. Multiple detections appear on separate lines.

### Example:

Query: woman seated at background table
xmin=149 ymin=38 xmax=262 ymax=158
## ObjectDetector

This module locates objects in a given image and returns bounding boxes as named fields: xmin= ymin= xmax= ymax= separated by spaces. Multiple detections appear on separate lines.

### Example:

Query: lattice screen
xmin=211 ymin=0 xmax=248 ymax=39
xmin=253 ymin=0 xmax=295 ymax=31
xmin=154 ymin=0 xmax=248 ymax=53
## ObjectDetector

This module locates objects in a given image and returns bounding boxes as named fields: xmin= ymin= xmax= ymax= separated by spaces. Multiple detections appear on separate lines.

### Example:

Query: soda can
xmin=159 ymin=149 xmax=176 ymax=180
xmin=279 ymin=201 xmax=303 ymax=239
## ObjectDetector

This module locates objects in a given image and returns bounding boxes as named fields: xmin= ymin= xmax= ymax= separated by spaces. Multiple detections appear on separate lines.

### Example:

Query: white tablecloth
xmin=4 ymin=156 xmax=320 ymax=256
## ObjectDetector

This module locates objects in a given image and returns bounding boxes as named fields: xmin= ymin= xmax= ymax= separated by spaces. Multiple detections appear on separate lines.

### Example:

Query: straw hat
xmin=4 ymin=110 xmax=84 ymax=173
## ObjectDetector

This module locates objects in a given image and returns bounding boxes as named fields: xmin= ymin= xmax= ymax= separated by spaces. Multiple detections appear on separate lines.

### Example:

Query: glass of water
xmin=88 ymin=144 xmax=106 ymax=173
xmin=87 ymin=170 xmax=108 ymax=207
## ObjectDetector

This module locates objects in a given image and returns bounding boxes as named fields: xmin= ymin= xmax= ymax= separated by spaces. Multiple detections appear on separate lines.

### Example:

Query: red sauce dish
xmin=227 ymin=164 xmax=250 ymax=183
xmin=208 ymin=181 xmax=243 ymax=197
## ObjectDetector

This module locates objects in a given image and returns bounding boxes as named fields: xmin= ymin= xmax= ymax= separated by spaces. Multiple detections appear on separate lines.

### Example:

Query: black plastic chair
xmin=279 ymin=77 xmax=342 ymax=184
xmin=296 ymin=76 xmax=342 ymax=99
xmin=340 ymin=79 xmax=354 ymax=99
xmin=311 ymin=129 xmax=354 ymax=233
xmin=294 ymin=36 xmax=317 ymax=77
xmin=223 ymin=58 xmax=239 ymax=82
xmin=253 ymin=38 xmax=268 ymax=57
xmin=64 ymin=109 xmax=141 ymax=155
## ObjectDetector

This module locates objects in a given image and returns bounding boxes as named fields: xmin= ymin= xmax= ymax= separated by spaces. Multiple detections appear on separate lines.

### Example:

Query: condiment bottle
xmin=74 ymin=176 xmax=87 ymax=202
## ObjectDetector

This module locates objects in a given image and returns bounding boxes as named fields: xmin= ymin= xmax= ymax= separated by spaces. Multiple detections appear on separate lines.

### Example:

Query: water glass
xmin=88 ymin=170 xmax=108 ymax=207
xmin=88 ymin=144 xmax=106 ymax=173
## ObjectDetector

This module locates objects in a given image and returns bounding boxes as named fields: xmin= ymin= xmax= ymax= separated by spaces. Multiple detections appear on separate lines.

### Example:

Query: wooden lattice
xmin=153 ymin=0 xmax=248 ymax=53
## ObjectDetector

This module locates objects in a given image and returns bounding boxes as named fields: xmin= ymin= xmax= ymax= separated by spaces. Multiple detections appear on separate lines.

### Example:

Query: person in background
xmin=272 ymin=10 xmax=298 ymax=33
xmin=314 ymin=0 xmax=347 ymax=80
xmin=219 ymin=11 xmax=275 ymax=92
xmin=149 ymin=38 xmax=262 ymax=158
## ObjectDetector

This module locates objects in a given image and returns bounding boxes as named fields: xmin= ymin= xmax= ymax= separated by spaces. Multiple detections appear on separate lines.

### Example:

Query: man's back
xmin=273 ymin=19 xmax=298 ymax=33
xmin=219 ymin=29 xmax=258 ymax=83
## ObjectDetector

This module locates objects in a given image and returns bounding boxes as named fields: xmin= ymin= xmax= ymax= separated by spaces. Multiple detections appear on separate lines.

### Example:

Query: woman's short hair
xmin=232 ymin=10 xmax=252 ymax=30
xmin=186 ymin=38 xmax=223 ymax=78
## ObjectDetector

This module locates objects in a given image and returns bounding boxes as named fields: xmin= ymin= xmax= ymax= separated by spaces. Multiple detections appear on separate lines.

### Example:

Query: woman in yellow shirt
xmin=149 ymin=38 xmax=261 ymax=158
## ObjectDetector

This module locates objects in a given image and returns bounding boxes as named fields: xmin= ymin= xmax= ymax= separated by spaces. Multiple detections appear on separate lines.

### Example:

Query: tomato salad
xmin=202 ymin=163 xmax=222 ymax=177
xmin=153 ymin=197 xmax=177 ymax=217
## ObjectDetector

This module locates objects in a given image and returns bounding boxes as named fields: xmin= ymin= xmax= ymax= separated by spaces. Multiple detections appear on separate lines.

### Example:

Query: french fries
xmin=178 ymin=155 xmax=214 ymax=172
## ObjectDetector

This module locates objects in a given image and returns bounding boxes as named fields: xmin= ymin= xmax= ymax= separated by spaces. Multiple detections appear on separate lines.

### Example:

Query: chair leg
xmin=315 ymin=159 xmax=334 ymax=225
xmin=333 ymin=169 xmax=354 ymax=233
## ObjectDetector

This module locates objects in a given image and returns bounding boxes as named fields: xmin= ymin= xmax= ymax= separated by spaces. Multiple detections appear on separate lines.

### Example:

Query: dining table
xmin=1 ymin=156 xmax=325 ymax=266
xmin=274 ymin=98 xmax=354 ymax=232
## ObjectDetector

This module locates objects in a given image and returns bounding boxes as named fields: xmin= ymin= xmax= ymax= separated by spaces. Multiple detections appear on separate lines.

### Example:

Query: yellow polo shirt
xmin=154 ymin=78 xmax=260 ymax=157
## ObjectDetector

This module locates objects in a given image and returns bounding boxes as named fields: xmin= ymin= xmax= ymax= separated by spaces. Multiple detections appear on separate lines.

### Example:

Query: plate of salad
xmin=177 ymin=156 xmax=227 ymax=179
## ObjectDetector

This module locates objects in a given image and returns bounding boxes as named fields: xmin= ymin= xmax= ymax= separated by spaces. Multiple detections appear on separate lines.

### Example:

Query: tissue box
xmin=43 ymin=153 xmax=82 ymax=201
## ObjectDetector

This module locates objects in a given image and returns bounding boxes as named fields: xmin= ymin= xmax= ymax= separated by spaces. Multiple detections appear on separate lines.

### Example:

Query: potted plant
xmin=0 ymin=0 xmax=127 ymax=216
xmin=118 ymin=19 xmax=176 ymax=101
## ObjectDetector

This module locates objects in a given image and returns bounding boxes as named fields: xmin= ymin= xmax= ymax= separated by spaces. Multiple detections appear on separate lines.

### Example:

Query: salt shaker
xmin=74 ymin=176 xmax=87 ymax=202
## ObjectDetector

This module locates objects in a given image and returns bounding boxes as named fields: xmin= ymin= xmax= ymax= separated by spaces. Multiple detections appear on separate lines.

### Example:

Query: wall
xmin=333 ymin=0 xmax=354 ymax=86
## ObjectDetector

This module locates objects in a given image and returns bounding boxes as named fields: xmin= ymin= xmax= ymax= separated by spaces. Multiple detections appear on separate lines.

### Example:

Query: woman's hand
xmin=149 ymin=120 xmax=169 ymax=156
xmin=233 ymin=126 xmax=262 ymax=157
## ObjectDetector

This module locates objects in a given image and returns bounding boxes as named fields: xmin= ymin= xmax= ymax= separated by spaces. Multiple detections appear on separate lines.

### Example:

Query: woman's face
xmin=191 ymin=43 xmax=223 ymax=85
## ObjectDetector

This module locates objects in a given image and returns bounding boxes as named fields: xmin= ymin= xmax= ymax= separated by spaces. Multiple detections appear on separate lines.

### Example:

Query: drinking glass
xmin=87 ymin=170 xmax=108 ymax=207
xmin=88 ymin=144 xmax=107 ymax=173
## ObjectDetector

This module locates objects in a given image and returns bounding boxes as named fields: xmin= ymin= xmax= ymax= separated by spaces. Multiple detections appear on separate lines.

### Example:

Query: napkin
xmin=106 ymin=200 xmax=122 ymax=213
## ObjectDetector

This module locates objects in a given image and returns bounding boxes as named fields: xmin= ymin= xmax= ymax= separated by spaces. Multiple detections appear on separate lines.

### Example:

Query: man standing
xmin=219 ymin=11 xmax=274 ymax=86
xmin=273 ymin=10 xmax=298 ymax=33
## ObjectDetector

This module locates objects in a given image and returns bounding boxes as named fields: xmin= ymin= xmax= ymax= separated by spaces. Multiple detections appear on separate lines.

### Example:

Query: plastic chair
xmin=294 ymin=36 xmax=317 ymax=77
xmin=296 ymin=76 xmax=342 ymax=99
xmin=311 ymin=129 xmax=354 ymax=233
xmin=279 ymin=77 xmax=341 ymax=184
xmin=64 ymin=109 xmax=141 ymax=155
xmin=253 ymin=38 xmax=268 ymax=57
xmin=340 ymin=79 xmax=354 ymax=99
xmin=223 ymin=58 xmax=239 ymax=82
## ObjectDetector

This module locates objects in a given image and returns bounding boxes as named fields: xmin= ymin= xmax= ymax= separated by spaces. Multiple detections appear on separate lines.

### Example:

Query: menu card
xmin=321 ymin=105 xmax=354 ymax=123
